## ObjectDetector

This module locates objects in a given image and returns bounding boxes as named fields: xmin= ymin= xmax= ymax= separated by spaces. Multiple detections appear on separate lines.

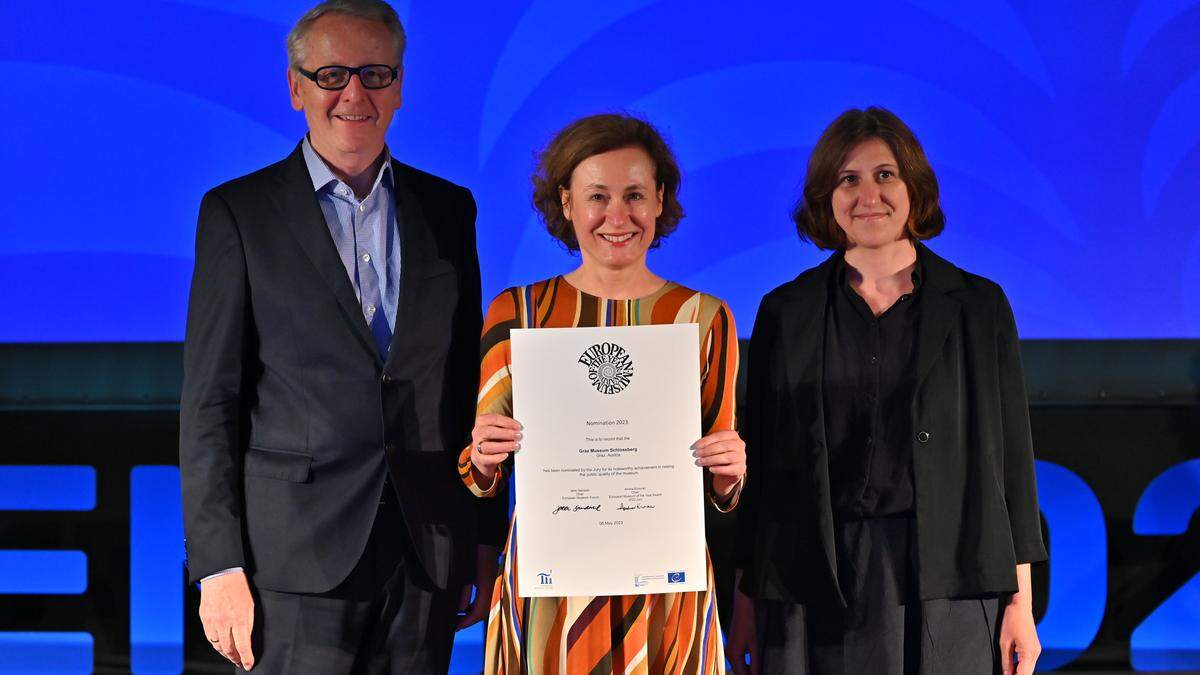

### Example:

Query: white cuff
xmin=200 ymin=567 xmax=243 ymax=583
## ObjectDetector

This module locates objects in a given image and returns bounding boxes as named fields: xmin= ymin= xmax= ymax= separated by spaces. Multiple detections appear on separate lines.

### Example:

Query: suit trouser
xmin=238 ymin=499 xmax=460 ymax=674
xmin=759 ymin=516 xmax=1001 ymax=675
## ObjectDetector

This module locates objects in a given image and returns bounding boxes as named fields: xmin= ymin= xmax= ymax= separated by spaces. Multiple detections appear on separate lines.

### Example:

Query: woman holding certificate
xmin=727 ymin=107 xmax=1046 ymax=675
xmin=458 ymin=113 xmax=746 ymax=674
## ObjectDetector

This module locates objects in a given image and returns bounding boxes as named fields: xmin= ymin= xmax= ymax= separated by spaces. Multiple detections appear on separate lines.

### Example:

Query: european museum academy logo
xmin=578 ymin=342 xmax=634 ymax=395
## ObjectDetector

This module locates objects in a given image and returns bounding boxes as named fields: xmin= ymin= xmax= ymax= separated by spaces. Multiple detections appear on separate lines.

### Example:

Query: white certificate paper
xmin=510 ymin=323 xmax=706 ymax=597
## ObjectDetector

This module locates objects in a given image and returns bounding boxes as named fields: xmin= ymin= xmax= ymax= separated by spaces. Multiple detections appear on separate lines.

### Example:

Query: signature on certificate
xmin=552 ymin=503 xmax=602 ymax=515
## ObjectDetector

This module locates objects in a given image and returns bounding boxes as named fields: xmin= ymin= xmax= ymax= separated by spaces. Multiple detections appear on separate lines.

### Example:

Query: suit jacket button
xmin=381 ymin=373 xmax=393 ymax=385
xmin=385 ymin=443 xmax=398 ymax=454
xmin=916 ymin=430 xmax=931 ymax=443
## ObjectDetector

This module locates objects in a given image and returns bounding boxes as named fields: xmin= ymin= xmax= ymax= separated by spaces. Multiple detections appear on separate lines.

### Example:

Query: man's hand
xmin=457 ymin=545 xmax=501 ymax=630
xmin=199 ymin=570 xmax=256 ymax=670
xmin=1000 ymin=563 xmax=1041 ymax=675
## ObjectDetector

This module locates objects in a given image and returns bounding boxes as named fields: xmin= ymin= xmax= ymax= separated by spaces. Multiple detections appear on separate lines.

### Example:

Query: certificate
xmin=510 ymin=323 xmax=706 ymax=597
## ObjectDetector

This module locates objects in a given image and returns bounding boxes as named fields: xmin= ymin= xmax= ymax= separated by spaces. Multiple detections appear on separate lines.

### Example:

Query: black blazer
xmin=180 ymin=143 xmax=506 ymax=593
xmin=737 ymin=244 xmax=1047 ymax=607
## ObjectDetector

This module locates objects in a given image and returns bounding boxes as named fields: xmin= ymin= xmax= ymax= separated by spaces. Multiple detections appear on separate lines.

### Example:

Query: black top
xmin=737 ymin=244 xmax=1047 ymax=607
xmin=823 ymin=254 xmax=922 ymax=518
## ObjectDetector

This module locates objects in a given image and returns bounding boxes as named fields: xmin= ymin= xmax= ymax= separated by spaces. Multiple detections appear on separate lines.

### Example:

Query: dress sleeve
xmin=700 ymin=300 xmax=743 ymax=512
xmin=458 ymin=289 xmax=520 ymax=498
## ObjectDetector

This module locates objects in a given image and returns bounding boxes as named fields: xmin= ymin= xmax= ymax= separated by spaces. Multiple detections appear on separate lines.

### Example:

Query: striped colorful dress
xmin=457 ymin=276 xmax=741 ymax=675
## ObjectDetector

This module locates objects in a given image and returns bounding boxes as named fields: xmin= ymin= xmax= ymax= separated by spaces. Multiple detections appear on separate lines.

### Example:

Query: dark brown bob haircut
xmin=793 ymin=106 xmax=945 ymax=250
xmin=532 ymin=113 xmax=684 ymax=252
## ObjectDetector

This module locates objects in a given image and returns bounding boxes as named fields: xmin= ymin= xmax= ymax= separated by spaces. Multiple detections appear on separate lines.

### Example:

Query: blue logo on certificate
xmin=667 ymin=571 xmax=686 ymax=584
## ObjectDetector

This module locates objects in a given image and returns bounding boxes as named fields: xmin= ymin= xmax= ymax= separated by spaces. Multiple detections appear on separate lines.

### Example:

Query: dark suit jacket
xmin=180 ymin=142 xmax=506 ymax=593
xmin=736 ymin=244 xmax=1047 ymax=607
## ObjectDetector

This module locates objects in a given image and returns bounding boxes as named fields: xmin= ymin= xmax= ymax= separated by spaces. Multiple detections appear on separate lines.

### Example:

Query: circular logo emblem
xmin=578 ymin=342 xmax=634 ymax=395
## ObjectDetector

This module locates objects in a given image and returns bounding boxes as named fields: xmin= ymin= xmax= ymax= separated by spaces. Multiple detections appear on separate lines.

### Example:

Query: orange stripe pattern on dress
xmin=457 ymin=276 xmax=740 ymax=674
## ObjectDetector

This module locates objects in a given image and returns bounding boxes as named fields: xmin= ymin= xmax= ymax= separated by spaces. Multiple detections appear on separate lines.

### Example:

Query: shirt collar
xmin=834 ymin=247 xmax=925 ymax=290
xmin=301 ymin=135 xmax=393 ymax=195
xmin=910 ymin=255 xmax=925 ymax=290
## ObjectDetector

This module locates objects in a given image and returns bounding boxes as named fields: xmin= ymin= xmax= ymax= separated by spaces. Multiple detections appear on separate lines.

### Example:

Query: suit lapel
xmin=276 ymin=145 xmax=380 ymax=361
xmin=384 ymin=163 xmax=433 ymax=370
xmin=912 ymin=244 xmax=965 ymax=390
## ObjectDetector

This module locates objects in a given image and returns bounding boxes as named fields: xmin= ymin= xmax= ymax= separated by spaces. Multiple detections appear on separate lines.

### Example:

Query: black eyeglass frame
xmin=296 ymin=64 xmax=400 ymax=90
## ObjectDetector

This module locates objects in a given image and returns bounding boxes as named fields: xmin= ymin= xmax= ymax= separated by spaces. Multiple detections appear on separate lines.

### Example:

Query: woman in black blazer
xmin=727 ymin=107 xmax=1046 ymax=675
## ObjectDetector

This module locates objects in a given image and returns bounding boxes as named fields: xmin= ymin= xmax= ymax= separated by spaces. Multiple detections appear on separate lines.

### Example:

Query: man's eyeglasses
xmin=296 ymin=64 xmax=399 ymax=90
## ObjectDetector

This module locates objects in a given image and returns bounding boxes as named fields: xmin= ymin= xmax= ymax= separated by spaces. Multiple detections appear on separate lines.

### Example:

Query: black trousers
xmin=760 ymin=517 xmax=1001 ymax=675
xmin=237 ymin=499 xmax=460 ymax=674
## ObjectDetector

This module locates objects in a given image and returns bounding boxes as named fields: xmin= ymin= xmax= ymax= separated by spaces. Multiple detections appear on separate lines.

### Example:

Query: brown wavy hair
xmin=532 ymin=113 xmax=684 ymax=252
xmin=793 ymin=107 xmax=945 ymax=250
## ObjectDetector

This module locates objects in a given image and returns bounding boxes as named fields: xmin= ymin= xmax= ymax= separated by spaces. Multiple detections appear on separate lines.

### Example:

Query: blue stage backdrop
xmin=2 ymin=0 xmax=1200 ymax=341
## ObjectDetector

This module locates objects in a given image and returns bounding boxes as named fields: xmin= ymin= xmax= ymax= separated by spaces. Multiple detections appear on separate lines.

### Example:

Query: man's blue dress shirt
xmin=302 ymin=136 xmax=402 ymax=358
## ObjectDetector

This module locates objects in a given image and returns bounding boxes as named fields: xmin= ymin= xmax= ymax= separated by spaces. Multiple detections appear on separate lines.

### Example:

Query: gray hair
xmin=286 ymin=0 xmax=407 ymax=70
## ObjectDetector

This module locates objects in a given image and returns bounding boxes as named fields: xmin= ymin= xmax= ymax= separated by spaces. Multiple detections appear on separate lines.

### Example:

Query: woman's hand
xmin=727 ymin=573 xmax=759 ymax=675
xmin=1000 ymin=563 xmax=1041 ymax=675
xmin=693 ymin=429 xmax=746 ymax=497
xmin=470 ymin=413 xmax=522 ymax=483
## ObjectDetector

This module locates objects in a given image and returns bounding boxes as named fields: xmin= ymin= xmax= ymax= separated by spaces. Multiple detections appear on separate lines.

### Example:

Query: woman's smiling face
xmin=561 ymin=146 xmax=664 ymax=271
xmin=831 ymin=137 xmax=912 ymax=250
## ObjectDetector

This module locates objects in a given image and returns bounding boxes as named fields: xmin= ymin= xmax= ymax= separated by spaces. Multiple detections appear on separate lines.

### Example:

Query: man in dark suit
xmin=179 ymin=1 xmax=503 ymax=671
